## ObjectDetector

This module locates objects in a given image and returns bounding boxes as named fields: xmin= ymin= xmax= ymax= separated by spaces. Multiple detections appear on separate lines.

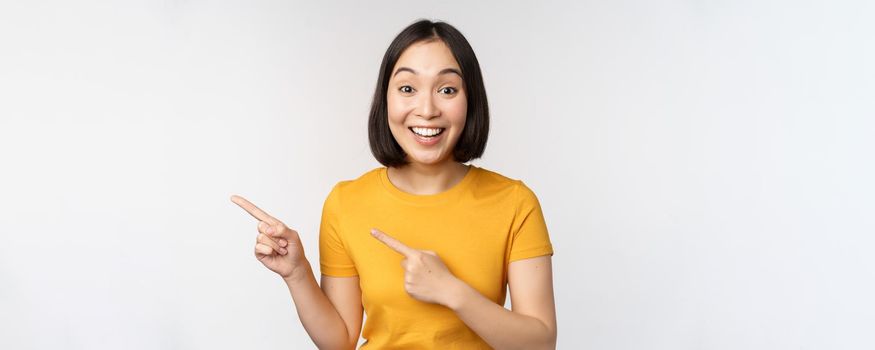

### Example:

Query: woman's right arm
xmin=283 ymin=264 xmax=363 ymax=350
xmin=230 ymin=195 xmax=362 ymax=350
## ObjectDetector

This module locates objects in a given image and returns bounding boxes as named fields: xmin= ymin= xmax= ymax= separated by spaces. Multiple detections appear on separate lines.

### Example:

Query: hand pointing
xmin=231 ymin=194 xmax=308 ymax=280
xmin=370 ymin=228 xmax=463 ymax=307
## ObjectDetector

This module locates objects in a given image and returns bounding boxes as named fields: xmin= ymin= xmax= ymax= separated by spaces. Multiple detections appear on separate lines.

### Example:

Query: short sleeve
xmin=508 ymin=180 xmax=554 ymax=263
xmin=318 ymin=182 xmax=358 ymax=277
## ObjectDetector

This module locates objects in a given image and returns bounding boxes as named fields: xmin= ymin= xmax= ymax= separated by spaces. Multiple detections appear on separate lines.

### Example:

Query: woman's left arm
xmin=447 ymin=255 xmax=557 ymax=350
xmin=369 ymin=229 xmax=556 ymax=349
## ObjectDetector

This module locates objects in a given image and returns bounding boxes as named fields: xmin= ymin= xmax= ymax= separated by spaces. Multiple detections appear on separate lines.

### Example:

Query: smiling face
xmin=386 ymin=39 xmax=468 ymax=166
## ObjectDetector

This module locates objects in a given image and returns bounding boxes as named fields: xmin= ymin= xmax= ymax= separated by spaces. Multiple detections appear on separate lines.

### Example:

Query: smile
xmin=408 ymin=127 xmax=445 ymax=146
xmin=408 ymin=127 xmax=445 ymax=137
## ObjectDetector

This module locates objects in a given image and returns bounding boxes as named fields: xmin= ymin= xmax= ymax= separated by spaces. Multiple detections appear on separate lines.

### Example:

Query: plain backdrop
xmin=1 ymin=1 xmax=873 ymax=349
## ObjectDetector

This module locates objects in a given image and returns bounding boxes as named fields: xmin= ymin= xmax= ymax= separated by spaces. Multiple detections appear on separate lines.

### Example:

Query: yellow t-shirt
xmin=318 ymin=165 xmax=554 ymax=349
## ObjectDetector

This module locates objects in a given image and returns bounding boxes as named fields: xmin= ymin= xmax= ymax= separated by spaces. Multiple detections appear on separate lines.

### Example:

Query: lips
xmin=409 ymin=127 xmax=444 ymax=146
xmin=408 ymin=126 xmax=446 ymax=137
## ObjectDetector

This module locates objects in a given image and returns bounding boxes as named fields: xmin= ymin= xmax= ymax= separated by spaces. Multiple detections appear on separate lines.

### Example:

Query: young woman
xmin=231 ymin=19 xmax=556 ymax=350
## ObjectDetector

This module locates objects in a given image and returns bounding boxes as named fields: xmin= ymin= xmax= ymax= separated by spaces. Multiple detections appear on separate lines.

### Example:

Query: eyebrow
xmin=393 ymin=67 xmax=462 ymax=78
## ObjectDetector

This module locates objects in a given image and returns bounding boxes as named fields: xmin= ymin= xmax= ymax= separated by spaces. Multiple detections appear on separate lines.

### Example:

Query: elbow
xmin=316 ymin=334 xmax=357 ymax=350
xmin=544 ymin=332 xmax=557 ymax=350
xmin=332 ymin=337 xmax=357 ymax=350
xmin=323 ymin=343 xmax=356 ymax=350
xmin=540 ymin=322 xmax=557 ymax=350
xmin=516 ymin=318 xmax=555 ymax=350
xmin=343 ymin=335 xmax=359 ymax=350
xmin=537 ymin=335 xmax=556 ymax=350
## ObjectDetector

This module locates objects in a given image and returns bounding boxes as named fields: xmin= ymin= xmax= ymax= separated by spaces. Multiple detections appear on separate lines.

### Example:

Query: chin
xmin=407 ymin=153 xmax=448 ymax=165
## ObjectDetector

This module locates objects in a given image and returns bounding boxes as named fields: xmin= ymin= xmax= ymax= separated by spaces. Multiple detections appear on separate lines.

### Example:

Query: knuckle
xmin=274 ymin=224 xmax=286 ymax=234
xmin=257 ymin=234 xmax=271 ymax=245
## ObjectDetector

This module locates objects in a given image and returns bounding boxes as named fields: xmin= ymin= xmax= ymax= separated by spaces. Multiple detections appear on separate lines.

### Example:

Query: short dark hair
xmin=368 ymin=19 xmax=490 ymax=167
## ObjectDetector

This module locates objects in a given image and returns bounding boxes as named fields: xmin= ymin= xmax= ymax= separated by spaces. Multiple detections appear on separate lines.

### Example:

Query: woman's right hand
xmin=230 ymin=194 xmax=308 ymax=280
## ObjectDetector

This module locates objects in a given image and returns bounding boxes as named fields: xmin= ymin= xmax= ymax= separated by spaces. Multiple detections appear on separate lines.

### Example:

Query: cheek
xmin=442 ymin=98 xmax=467 ymax=128
xmin=386 ymin=93 xmax=409 ymax=124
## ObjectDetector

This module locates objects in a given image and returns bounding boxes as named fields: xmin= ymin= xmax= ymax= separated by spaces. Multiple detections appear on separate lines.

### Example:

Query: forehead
xmin=392 ymin=40 xmax=461 ymax=76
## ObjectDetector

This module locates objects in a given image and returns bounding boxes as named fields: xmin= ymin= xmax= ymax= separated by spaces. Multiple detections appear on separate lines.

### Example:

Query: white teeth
xmin=411 ymin=127 xmax=444 ymax=137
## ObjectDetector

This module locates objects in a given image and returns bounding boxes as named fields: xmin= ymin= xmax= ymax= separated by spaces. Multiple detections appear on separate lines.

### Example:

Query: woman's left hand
xmin=370 ymin=228 xmax=464 ymax=307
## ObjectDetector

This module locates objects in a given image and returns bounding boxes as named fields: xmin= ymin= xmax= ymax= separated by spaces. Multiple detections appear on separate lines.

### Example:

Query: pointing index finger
xmin=370 ymin=228 xmax=417 ymax=257
xmin=230 ymin=195 xmax=278 ymax=224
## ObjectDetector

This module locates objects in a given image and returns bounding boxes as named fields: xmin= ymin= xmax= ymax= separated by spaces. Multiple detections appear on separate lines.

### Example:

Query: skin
xmin=230 ymin=195 xmax=360 ymax=350
xmin=229 ymin=39 xmax=556 ymax=350
xmin=385 ymin=39 xmax=470 ymax=195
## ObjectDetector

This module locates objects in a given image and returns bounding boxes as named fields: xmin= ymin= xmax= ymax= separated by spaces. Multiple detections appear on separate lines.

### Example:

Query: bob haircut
xmin=368 ymin=19 xmax=490 ymax=168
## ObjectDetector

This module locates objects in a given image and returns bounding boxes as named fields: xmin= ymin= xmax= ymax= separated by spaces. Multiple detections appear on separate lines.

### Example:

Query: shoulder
xmin=325 ymin=167 xmax=385 ymax=202
xmin=470 ymin=165 xmax=538 ymax=202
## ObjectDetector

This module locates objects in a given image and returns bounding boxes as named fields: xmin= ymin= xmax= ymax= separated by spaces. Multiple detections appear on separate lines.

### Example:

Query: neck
xmin=387 ymin=160 xmax=470 ymax=195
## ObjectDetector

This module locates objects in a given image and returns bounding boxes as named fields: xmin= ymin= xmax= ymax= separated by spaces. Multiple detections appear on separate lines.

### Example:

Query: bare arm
xmin=229 ymin=195 xmax=362 ymax=350
xmin=369 ymin=229 xmax=557 ymax=349
xmin=283 ymin=264 xmax=363 ymax=350
xmin=447 ymin=255 xmax=557 ymax=350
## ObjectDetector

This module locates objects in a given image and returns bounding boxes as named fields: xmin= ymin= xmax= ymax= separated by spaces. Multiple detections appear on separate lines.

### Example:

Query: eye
xmin=439 ymin=87 xmax=458 ymax=95
xmin=399 ymin=85 xmax=414 ymax=94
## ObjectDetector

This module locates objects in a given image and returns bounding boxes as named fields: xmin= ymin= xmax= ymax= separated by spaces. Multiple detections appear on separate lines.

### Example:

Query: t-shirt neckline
xmin=379 ymin=164 xmax=479 ymax=206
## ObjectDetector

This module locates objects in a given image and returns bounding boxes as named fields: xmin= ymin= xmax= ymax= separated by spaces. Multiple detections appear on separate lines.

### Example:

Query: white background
xmin=1 ymin=1 xmax=873 ymax=349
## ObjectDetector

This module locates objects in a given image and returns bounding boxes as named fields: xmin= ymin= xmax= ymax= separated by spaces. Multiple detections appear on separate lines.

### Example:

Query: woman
xmin=231 ymin=19 xmax=556 ymax=350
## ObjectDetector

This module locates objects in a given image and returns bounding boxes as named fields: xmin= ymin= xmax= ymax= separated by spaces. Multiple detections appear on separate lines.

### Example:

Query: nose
xmin=415 ymin=91 xmax=440 ymax=119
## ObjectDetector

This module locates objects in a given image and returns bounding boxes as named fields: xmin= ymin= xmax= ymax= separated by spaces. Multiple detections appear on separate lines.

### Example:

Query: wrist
xmin=445 ymin=277 xmax=473 ymax=311
xmin=282 ymin=259 xmax=312 ymax=285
